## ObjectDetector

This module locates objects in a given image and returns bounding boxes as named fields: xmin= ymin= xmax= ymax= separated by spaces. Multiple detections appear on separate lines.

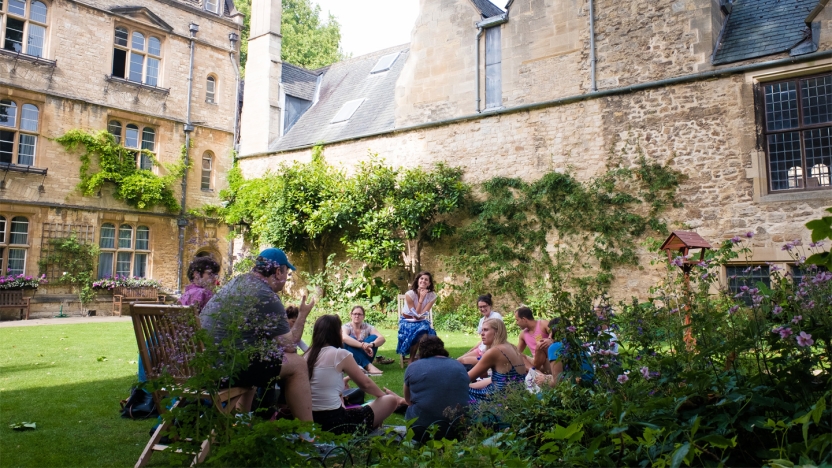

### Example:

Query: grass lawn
xmin=0 ymin=321 xmax=515 ymax=467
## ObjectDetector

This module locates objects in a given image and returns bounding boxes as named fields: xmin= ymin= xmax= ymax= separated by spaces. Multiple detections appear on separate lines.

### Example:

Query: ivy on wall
xmin=56 ymin=130 xmax=189 ymax=212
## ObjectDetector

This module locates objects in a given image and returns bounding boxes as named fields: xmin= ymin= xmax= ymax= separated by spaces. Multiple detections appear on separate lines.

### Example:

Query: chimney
xmin=238 ymin=0 xmax=282 ymax=156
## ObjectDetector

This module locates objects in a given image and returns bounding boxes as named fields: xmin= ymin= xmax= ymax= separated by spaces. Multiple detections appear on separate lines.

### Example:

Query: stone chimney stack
xmin=239 ymin=0 xmax=282 ymax=156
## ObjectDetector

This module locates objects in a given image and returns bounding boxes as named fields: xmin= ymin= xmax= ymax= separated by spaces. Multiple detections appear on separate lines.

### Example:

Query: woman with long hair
xmin=305 ymin=315 xmax=403 ymax=434
xmin=467 ymin=318 xmax=528 ymax=402
xmin=397 ymin=271 xmax=438 ymax=364
xmin=457 ymin=293 xmax=503 ymax=367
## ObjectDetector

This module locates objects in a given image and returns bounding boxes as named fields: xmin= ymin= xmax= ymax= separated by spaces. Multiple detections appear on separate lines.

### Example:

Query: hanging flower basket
xmin=0 ymin=274 xmax=47 ymax=290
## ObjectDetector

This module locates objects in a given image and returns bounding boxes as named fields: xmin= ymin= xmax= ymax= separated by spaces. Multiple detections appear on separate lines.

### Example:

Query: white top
xmin=403 ymin=290 xmax=437 ymax=323
xmin=477 ymin=311 xmax=503 ymax=334
xmin=306 ymin=346 xmax=352 ymax=411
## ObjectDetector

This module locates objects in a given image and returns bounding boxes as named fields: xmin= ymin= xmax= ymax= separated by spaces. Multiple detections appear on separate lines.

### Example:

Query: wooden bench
xmin=113 ymin=286 xmax=165 ymax=317
xmin=0 ymin=290 xmax=31 ymax=320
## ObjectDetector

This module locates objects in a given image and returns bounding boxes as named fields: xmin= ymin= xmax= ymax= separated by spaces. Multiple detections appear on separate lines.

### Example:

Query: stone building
xmin=0 ymin=0 xmax=242 ymax=316
xmin=238 ymin=0 xmax=832 ymax=299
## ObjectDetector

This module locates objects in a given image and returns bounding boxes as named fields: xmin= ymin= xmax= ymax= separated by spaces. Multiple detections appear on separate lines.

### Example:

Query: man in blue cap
xmin=201 ymin=247 xmax=315 ymax=420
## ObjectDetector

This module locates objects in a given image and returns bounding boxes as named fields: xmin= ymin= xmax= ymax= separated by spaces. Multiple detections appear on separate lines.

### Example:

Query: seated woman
xmin=403 ymin=336 xmax=470 ymax=439
xmin=534 ymin=317 xmax=595 ymax=388
xmin=342 ymin=305 xmax=385 ymax=375
xmin=397 ymin=271 xmax=438 ymax=365
xmin=458 ymin=294 xmax=503 ymax=367
xmin=306 ymin=315 xmax=404 ymax=435
xmin=467 ymin=318 xmax=528 ymax=402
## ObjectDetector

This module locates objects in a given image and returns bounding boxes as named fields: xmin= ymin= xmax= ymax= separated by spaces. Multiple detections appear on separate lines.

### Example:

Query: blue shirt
xmin=548 ymin=341 xmax=594 ymax=382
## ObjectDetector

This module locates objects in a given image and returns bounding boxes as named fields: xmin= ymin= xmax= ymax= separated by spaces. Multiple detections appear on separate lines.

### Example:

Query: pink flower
xmin=796 ymin=332 xmax=814 ymax=347
xmin=778 ymin=327 xmax=793 ymax=340
xmin=640 ymin=366 xmax=650 ymax=379
xmin=728 ymin=305 xmax=739 ymax=315
xmin=745 ymin=231 xmax=754 ymax=238
xmin=617 ymin=374 xmax=629 ymax=384
xmin=791 ymin=315 xmax=802 ymax=324
xmin=730 ymin=236 xmax=741 ymax=244
xmin=566 ymin=326 xmax=577 ymax=332
xmin=772 ymin=305 xmax=783 ymax=315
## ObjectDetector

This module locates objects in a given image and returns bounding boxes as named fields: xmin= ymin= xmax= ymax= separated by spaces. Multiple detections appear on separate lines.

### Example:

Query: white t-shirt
xmin=306 ymin=346 xmax=352 ymax=411
xmin=477 ymin=311 xmax=503 ymax=334
xmin=404 ymin=290 xmax=437 ymax=322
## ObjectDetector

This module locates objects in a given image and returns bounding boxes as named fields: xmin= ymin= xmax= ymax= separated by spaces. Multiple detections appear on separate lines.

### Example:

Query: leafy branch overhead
xmin=56 ymin=130 xmax=190 ymax=212
xmin=805 ymin=207 xmax=832 ymax=269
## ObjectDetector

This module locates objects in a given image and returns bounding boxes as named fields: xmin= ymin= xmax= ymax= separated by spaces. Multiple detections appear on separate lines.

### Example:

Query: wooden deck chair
xmin=131 ymin=304 xmax=253 ymax=468
xmin=397 ymin=294 xmax=435 ymax=368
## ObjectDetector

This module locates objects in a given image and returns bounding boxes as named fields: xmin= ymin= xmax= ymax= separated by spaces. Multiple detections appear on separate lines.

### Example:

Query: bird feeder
xmin=660 ymin=231 xmax=713 ymax=274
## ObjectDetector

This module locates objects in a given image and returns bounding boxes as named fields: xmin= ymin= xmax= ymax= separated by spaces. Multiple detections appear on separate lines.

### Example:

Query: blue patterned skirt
xmin=396 ymin=319 xmax=436 ymax=355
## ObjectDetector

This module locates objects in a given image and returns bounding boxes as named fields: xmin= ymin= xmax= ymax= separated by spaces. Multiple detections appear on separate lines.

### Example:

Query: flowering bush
xmin=91 ymin=275 xmax=162 ymax=290
xmin=0 ymin=273 xmax=47 ymax=290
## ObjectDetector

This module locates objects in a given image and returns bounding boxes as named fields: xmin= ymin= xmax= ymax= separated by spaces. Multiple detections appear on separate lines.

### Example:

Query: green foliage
xmin=38 ymin=235 xmax=99 ymax=311
xmin=805 ymin=206 xmax=832 ymax=269
xmin=443 ymin=145 xmax=684 ymax=310
xmin=233 ymin=0 xmax=345 ymax=71
xmin=55 ymin=129 xmax=188 ymax=212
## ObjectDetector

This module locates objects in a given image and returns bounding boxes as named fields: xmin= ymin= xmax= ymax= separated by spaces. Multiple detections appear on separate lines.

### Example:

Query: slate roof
xmin=713 ymin=0 xmax=818 ymax=65
xmin=470 ymin=0 xmax=505 ymax=18
xmin=282 ymin=63 xmax=320 ymax=101
xmin=270 ymin=44 xmax=410 ymax=152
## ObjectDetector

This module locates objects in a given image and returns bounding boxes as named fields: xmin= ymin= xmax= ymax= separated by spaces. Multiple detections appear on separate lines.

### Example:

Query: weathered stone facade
xmin=0 ymin=0 xmax=241 ymax=318
xmin=239 ymin=0 xmax=832 ymax=301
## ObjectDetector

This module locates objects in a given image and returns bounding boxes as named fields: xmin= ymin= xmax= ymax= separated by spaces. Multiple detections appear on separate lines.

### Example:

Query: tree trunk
xmin=402 ymin=235 xmax=423 ymax=275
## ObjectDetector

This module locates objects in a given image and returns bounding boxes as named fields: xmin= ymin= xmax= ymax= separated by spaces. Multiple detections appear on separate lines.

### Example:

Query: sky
xmin=313 ymin=0 xmax=505 ymax=58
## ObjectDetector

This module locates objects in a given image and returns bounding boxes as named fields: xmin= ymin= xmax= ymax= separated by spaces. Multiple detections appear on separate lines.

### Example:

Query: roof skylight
xmin=330 ymin=98 xmax=365 ymax=123
xmin=370 ymin=52 xmax=400 ymax=74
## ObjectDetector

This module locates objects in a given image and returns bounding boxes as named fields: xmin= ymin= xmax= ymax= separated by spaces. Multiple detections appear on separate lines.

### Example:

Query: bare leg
xmin=235 ymin=389 xmax=257 ymax=412
xmin=469 ymin=377 xmax=492 ymax=390
xmin=279 ymin=353 xmax=313 ymax=421
xmin=457 ymin=354 xmax=480 ymax=366
xmin=408 ymin=342 xmax=419 ymax=365
xmin=366 ymin=363 xmax=383 ymax=374
xmin=367 ymin=394 xmax=400 ymax=428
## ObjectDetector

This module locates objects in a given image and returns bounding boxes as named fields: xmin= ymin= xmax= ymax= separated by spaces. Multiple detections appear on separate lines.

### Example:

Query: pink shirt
xmin=179 ymin=283 xmax=214 ymax=314
xmin=521 ymin=320 xmax=546 ymax=355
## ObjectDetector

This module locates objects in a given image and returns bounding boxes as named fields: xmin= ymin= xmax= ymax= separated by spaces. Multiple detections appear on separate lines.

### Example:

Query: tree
xmin=233 ymin=0 xmax=345 ymax=70
xmin=346 ymin=163 xmax=470 ymax=275
xmin=38 ymin=236 xmax=99 ymax=314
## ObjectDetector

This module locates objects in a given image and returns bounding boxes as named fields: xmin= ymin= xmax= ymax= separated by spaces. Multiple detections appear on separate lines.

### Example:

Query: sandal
xmin=375 ymin=355 xmax=395 ymax=365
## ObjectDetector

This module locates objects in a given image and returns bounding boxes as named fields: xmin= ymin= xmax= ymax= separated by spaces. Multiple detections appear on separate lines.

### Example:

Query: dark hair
xmin=306 ymin=315 xmax=343 ymax=381
xmin=350 ymin=305 xmax=365 ymax=316
xmin=515 ymin=306 xmax=534 ymax=320
xmin=410 ymin=271 xmax=435 ymax=293
xmin=252 ymin=256 xmax=280 ymax=277
xmin=416 ymin=336 xmax=449 ymax=359
xmin=187 ymin=257 xmax=220 ymax=282
xmin=476 ymin=293 xmax=493 ymax=306
xmin=285 ymin=305 xmax=299 ymax=320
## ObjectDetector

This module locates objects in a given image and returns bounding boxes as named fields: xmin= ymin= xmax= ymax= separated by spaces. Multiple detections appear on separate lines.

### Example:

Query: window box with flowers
xmin=92 ymin=275 xmax=165 ymax=316
xmin=0 ymin=273 xmax=46 ymax=290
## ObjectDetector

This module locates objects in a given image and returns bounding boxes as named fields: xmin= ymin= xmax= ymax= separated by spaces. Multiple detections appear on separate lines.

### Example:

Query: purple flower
xmin=779 ymin=327 xmax=793 ymax=340
xmin=791 ymin=315 xmax=802 ymax=324
xmin=728 ymin=305 xmax=739 ymax=315
xmin=640 ymin=366 xmax=650 ymax=379
xmin=566 ymin=326 xmax=577 ymax=332
xmin=796 ymin=332 xmax=814 ymax=347
xmin=808 ymin=241 xmax=825 ymax=248
xmin=730 ymin=236 xmax=741 ymax=244
xmin=772 ymin=305 xmax=783 ymax=315
xmin=671 ymin=256 xmax=685 ymax=267
xmin=617 ymin=374 xmax=629 ymax=384
xmin=745 ymin=232 xmax=754 ymax=238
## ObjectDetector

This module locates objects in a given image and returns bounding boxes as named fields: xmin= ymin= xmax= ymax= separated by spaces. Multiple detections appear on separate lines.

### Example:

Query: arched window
xmin=107 ymin=120 xmax=122 ymax=144
xmin=112 ymin=27 xmax=162 ymax=86
xmin=125 ymin=124 xmax=139 ymax=148
xmin=0 ymin=216 xmax=29 ymax=275
xmin=97 ymin=223 xmax=116 ymax=278
xmin=810 ymin=163 xmax=831 ymax=187
xmin=97 ymin=223 xmax=151 ymax=279
xmin=206 ymin=76 xmax=216 ymax=104
xmin=107 ymin=120 xmax=157 ymax=171
xmin=2 ymin=0 xmax=48 ymax=57
xmin=0 ymin=99 xmax=40 ymax=166
xmin=201 ymin=151 xmax=213 ymax=190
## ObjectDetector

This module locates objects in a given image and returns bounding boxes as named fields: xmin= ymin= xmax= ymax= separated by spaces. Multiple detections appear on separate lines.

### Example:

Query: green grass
xmin=0 ymin=322 xmax=519 ymax=467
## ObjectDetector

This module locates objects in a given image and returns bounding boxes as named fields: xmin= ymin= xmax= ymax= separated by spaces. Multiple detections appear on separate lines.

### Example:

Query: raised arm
xmin=277 ymin=294 xmax=315 ymax=352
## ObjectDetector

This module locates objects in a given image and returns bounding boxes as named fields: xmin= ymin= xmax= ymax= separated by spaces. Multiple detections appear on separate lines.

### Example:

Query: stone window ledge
xmin=0 ymin=48 xmax=56 ymax=66
xmin=759 ymin=189 xmax=832 ymax=203
xmin=0 ymin=162 xmax=48 ymax=175
xmin=105 ymin=75 xmax=170 ymax=95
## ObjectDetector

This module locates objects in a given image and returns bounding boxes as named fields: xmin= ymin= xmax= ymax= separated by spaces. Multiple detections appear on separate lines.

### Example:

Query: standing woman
xmin=458 ymin=294 xmax=502 ymax=367
xmin=342 ymin=305 xmax=386 ymax=375
xmin=397 ymin=271 xmax=438 ymax=365
xmin=467 ymin=318 xmax=527 ymax=402
xmin=306 ymin=315 xmax=403 ymax=435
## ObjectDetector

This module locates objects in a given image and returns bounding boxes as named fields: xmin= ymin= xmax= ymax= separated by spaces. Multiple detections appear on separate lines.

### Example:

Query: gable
xmin=109 ymin=6 xmax=174 ymax=32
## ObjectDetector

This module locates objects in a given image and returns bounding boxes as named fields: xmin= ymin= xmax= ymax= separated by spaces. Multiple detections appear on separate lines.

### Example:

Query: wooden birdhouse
xmin=660 ymin=231 xmax=713 ymax=273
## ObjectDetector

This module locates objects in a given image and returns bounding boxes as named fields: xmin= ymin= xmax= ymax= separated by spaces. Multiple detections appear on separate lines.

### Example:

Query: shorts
xmin=313 ymin=405 xmax=375 ymax=435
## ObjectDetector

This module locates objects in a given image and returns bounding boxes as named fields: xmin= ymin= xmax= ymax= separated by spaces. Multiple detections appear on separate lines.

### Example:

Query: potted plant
xmin=0 ymin=273 xmax=47 ymax=290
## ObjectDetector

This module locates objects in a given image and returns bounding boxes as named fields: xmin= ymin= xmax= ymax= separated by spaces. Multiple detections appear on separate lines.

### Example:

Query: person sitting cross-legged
xmin=307 ymin=314 xmax=404 ymax=435
xmin=467 ymin=318 xmax=528 ymax=402
xmin=342 ymin=305 xmax=386 ymax=375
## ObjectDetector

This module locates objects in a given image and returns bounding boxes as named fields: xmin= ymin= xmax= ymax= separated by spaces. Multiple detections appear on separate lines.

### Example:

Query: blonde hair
xmin=483 ymin=318 xmax=509 ymax=349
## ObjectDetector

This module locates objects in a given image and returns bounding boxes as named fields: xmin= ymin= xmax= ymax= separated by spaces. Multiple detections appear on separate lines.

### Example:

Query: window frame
xmin=97 ymin=222 xmax=151 ymax=279
xmin=206 ymin=75 xmax=217 ymax=104
xmin=484 ymin=25 xmax=502 ymax=110
xmin=111 ymin=25 xmax=162 ymax=87
xmin=201 ymin=151 xmax=213 ymax=191
xmin=106 ymin=118 xmax=157 ymax=172
xmin=0 ymin=98 xmax=40 ymax=167
xmin=0 ymin=0 xmax=49 ymax=58
xmin=758 ymin=71 xmax=832 ymax=193
xmin=0 ymin=214 xmax=30 ymax=276
xmin=725 ymin=264 xmax=772 ymax=306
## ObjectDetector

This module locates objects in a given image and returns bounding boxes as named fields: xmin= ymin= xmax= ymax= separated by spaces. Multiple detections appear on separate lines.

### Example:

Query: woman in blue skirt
xmin=397 ymin=271 xmax=437 ymax=365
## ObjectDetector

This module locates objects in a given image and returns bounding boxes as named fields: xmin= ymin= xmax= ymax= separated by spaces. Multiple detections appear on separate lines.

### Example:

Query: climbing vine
xmin=56 ymin=129 xmax=190 ymax=212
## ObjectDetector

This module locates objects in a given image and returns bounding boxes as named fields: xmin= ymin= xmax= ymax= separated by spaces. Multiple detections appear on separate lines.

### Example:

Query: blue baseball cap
xmin=257 ymin=248 xmax=296 ymax=271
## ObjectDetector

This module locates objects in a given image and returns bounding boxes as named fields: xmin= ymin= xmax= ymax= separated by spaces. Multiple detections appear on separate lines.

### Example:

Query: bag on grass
xmin=120 ymin=387 xmax=158 ymax=419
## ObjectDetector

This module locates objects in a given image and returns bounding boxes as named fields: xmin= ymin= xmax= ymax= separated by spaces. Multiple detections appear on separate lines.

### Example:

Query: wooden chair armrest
xmin=22 ymin=298 xmax=30 ymax=305
xmin=157 ymin=295 xmax=166 ymax=303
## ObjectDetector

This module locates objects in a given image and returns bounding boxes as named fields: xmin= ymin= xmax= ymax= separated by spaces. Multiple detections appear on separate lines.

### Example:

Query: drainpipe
xmin=589 ymin=0 xmax=597 ymax=91
xmin=228 ymin=32 xmax=240 ymax=273
xmin=475 ymin=26 xmax=483 ymax=112
xmin=177 ymin=21 xmax=198 ymax=294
